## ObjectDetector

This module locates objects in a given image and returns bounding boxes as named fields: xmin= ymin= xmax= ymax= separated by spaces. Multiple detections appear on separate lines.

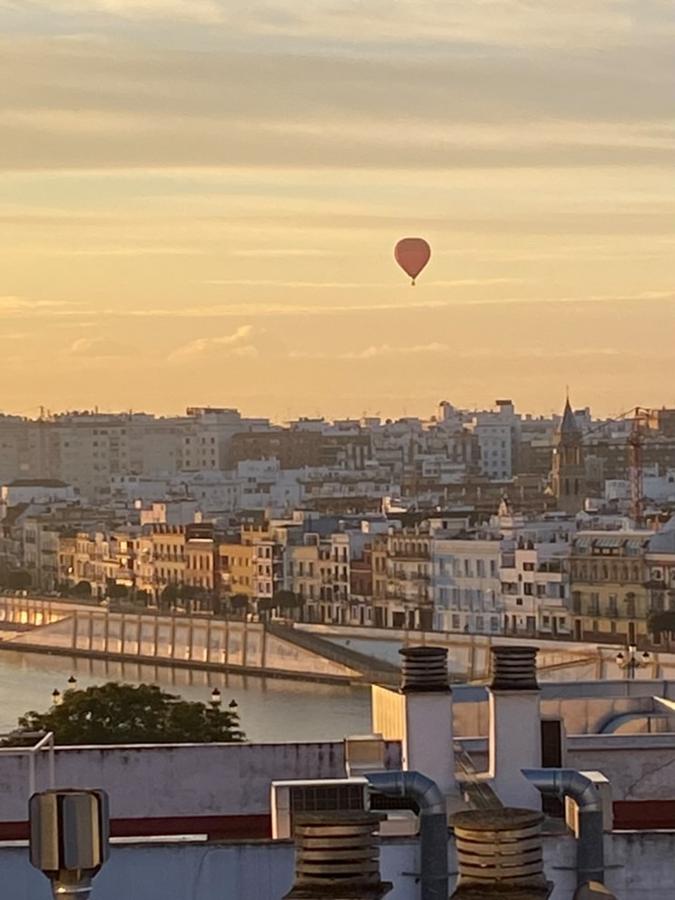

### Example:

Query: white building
xmin=469 ymin=399 xmax=520 ymax=481
xmin=432 ymin=535 xmax=503 ymax=634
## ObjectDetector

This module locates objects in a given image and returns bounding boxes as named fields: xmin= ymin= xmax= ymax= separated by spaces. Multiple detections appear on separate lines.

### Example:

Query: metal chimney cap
xmin=490 ymin=646 xmax=539 ymax=692
xmin=399 ymin=646 xmax=450 ymax=693
xmin=452 ymin=808 xmax=544 ymax=833
xmin=285 ymin=811 xmax=392 ymax=899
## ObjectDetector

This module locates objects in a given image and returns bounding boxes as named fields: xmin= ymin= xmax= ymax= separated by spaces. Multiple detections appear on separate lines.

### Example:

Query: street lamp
xmin=616 ymin=644 xmax=651 ymax=680
xmin=51 ymin=689 xmax=62 ymax=707
xmin=67 ymin=675 xmax=77 ymax=687
xmin=210 ymin=688 xmax=222 ymax=709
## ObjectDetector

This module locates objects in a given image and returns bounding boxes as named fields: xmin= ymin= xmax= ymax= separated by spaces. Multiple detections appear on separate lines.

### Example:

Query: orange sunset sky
xmin=1 ymin=1 xmax=674 ymax=420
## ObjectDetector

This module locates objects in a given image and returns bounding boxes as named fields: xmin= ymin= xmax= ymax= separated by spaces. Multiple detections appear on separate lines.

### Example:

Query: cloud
xmin=70 ymin=336 xmax=133 ymax=357
xmin=8 ymin=0 xmax=224 ymax=23
xmin=229 ymin=249 xmax=337 ymax=258
xmin=290 ymin=342 xmax=449 ymax=361
xmin=167 ymin=324 xmax=258 ymax=362
xmin=0 ymin=18 xmax=673 ymax=173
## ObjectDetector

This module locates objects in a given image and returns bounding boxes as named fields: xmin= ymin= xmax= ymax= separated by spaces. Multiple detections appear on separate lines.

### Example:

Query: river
xmin=0 ymin=650 xmax=372 ymax=743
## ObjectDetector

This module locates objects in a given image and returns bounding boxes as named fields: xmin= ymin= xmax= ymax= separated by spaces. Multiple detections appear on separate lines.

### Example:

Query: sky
xmin=1 ymin=0 xmax=674 ymax=421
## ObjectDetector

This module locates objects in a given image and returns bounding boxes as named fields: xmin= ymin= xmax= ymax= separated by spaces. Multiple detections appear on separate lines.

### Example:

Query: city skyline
xmin=1 ymin=1 xmax=674 ymax=418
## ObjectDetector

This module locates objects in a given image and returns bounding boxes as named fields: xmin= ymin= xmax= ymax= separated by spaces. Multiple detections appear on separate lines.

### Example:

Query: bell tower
xmin=552 ymin=395 xmax=585 ymax=514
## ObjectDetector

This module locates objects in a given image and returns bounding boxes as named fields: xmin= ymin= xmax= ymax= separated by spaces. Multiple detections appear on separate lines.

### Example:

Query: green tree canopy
xmin=2 ymin=682 xmax=244 ymax=746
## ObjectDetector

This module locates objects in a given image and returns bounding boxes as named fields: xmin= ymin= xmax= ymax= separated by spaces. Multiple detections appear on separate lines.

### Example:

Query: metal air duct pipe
xmin=366 ymin=770 xmax=448 ymax=900
xmin=522 ymin=769 xmax=605 ymax=886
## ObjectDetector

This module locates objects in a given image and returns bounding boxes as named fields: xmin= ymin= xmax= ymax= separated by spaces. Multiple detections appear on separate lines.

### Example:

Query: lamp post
xmin=51 ymin=689 xmax=62 ymax=707
xmin=210 ymin=687 xmax=222 ymax=709
xmin=616 ymin=644 xmax=651 ymax=680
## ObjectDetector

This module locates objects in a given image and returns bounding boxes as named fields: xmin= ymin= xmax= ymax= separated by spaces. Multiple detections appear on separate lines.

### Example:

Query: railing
xmin=0 ymin=731 xmax=55 ymax=796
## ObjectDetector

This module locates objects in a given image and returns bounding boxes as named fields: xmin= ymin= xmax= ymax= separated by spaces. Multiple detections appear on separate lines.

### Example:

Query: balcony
xmin=389 ymin=548 xmax=431 ymax=561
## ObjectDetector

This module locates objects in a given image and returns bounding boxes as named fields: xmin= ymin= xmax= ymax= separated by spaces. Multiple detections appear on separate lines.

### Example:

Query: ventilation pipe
xmin=283 ymin=811 xmax=392 ymax=899
xmin=488 ymin=646 xmax=542 ymax=810
xmin=522 ymin=769 xmax=605 ymax=886
xmin=398 ymin=647 xmax=460 ymax=806
xmin=451 ymin=807 xmax=551 ymax=899
xmin=366 ymin=770 xmax=448 ymax=900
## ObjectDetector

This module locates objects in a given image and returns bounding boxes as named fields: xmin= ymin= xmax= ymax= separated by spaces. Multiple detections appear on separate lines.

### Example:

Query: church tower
xmin=552 ymin=396 xmax=585 ymax=514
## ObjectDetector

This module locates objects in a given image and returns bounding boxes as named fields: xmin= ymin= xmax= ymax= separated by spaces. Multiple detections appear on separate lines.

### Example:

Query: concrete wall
xmin=6 ymin=614 xmax=364 ymax=682
xmin=0 ymin=741 xmax=401 ymax=823
xmin=298 ymin=622 xmax=675 ymax=681
xmin=1 ymin=830 xmax=673 ymax=900
xmin=1 ymin=731 xmax=673 ymax=829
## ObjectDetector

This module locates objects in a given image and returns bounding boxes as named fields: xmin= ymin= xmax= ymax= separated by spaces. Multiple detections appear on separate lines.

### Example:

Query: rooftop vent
xmin=490 ymin=646 xmax=539 ymax=692
xmin=283 ymin=811 xmax=392 ymax=899
xmin=399 ymin=646 xmax=449 ymax=693
xmin=452 ymin=808 xmax=550 ymax=899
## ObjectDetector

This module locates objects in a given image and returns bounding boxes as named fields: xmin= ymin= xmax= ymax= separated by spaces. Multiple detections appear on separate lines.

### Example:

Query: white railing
xmin=0 ymin=731 xmax=55 ymax=796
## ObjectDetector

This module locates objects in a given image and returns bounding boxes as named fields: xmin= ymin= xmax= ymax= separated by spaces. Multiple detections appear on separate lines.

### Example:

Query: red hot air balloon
xmin=394 ymin=237 xmax=431 ymax=285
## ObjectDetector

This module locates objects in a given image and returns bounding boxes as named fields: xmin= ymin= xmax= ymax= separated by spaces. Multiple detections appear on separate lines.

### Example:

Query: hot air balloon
xmin=394 ymin=237 xmax=431 ymax=285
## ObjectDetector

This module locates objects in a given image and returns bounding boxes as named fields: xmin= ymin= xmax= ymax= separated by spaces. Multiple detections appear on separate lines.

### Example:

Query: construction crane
xmin=628 ymin=407 xmax=655 ymax=527
xmin=574 ymin=405 xmax=658 ymax=526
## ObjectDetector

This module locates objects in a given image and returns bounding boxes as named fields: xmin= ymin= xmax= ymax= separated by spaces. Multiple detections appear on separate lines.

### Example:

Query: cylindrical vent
xmin=284 ymin=812 xmax=391 ymax=899
xmin=452 ymin=808 xmax=547 ymax=892
xmin=490 ymin=646 xmax=539 ymax=692
xmin=399 ymin=646 xmax=449 ymax=693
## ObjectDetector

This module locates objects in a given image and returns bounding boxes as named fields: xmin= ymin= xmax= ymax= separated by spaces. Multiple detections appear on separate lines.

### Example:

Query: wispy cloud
xmin=290 ymin=342 xmax=448 ymax=361
xmin=70 ymin=336 xmax=133 ymax=357
xmin=167 ymin=324 xmax=258 ymax=362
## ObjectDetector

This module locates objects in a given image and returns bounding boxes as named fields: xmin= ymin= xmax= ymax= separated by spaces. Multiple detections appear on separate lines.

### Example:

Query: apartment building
xmin=432 ymin=535 xmax=502 ymax=634
xmin=382 ymin=528 xmax=433 ymax=630
xmin=500 ymin=538 xmax=570 ymax=637
xmin=570 ymin=530 xmax=652 ymax=643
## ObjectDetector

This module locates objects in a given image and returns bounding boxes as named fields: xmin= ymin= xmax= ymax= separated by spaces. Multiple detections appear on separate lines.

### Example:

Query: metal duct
xmin=366 ymin=770 xmax=448 ymax=900
xmin=522 ymin=769 xmax=605 ymax=886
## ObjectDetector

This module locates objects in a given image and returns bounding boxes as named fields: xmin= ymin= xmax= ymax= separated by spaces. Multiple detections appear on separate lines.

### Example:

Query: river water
xmin=0 ymin=650 xmax=372 ymax=743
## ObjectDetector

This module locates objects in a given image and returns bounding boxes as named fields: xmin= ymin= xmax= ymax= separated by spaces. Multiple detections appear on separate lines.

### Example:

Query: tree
xmin=5 ymin=570 xmax=31 ymax=590
xmin=648 ymin=610 xmax=675 ymax=641
xmin=228 ymin=594 xmax=250 ymax=618
xmin=273 ymin=590 xmax=304 ymax=611
xmin=71 ymin=580 xmax=92 ymax=597
xmin=2 ymin=682 xmax=245 ymax=746
xmin=106 ymin=582 xmax=129 ymax=600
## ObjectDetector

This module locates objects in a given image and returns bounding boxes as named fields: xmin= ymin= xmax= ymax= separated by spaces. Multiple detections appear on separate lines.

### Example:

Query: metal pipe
xmin=522 ymin=769 xmax=604 ymax=886
xmin=366 ymin=771 xmax=448 ymax=900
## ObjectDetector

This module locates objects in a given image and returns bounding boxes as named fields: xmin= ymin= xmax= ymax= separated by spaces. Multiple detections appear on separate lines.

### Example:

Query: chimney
xmin=283 ymin=812 xmax=392 ymax=899
xmin=398 ymin=647 xmax=460 ymax=807
xmin=451 ymin=808 xmax=551 ymax=899
xmin=488 ymin=646 xmax=542 ymax=809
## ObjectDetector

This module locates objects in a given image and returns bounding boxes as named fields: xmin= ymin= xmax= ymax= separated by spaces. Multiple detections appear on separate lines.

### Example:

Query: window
xmin=524 ymin=583 xmax=533 ymax=596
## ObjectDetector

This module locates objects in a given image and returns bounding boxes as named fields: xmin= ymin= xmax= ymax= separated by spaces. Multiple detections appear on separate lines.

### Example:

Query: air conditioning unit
xmin=271 ymin=778 xmax=369 ymax=840
xmin=565 ymin=771 xmax=613 ymax=834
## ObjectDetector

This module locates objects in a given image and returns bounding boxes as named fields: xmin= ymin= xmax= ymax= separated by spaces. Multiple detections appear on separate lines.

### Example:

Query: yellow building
xmin=218 ymin=539 xmax=255 ymax=600
xmin=570 ymin=530 xmax=651 ymax=643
